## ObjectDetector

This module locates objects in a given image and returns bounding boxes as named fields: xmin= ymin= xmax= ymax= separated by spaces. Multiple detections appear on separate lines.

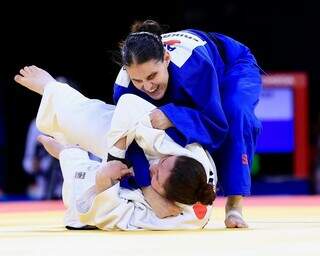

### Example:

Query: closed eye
xmin=132 ymin=79 xmax=143 ymax=83
xmin=147 ymin=72 xmax=157 ymax=80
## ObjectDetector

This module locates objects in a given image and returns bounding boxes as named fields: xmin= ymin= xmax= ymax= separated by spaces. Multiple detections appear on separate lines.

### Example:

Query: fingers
xmin=120 ymin=168 xmax=134 ymax=178
xmin=107 ymin=160 xmax=128 ymax=170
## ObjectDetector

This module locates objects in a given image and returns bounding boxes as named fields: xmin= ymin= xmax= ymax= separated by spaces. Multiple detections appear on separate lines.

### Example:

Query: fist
xmin=149 ymin=109 xmax=173 ymax=130
xmin=99 ymin=160 xmax=133 ymax=181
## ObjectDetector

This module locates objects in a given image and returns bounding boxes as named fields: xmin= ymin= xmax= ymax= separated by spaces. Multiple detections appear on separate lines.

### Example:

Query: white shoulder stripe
xmin=162 ymin=31 xmax=206 ymax=67
xmin=115 ymin=67 xmax=131 ymax=88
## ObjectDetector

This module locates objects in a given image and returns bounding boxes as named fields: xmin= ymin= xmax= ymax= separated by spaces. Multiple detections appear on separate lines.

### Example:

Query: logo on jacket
xmin=242 ymin=154 xmax=248 ymax=165
xmin=163 ymin=39 xmax=181 ymax=52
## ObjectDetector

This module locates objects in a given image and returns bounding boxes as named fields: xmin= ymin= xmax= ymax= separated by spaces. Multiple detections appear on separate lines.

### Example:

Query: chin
xmin=150 ymin=90 xmax=165 ymax=100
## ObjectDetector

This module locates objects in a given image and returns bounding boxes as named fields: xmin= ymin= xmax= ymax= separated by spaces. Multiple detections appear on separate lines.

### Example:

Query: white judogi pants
xmin=36 ymin=81 xmax=217 ymax=230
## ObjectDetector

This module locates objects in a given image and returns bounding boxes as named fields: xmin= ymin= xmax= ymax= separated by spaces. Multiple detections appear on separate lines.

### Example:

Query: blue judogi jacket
xmin=113 ymin=30 xmax=260 ymax=189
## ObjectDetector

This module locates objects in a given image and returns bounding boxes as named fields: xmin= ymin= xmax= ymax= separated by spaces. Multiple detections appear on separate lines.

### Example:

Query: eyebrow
xmin=157 ymin=157 xmax=169 ymax=184
xmin=147 ymin=72 xmax=157 ymax=80
xmin=131 ymin=72 xmax=157 ymax=82
xmin=156 ymin=169 xmax=159 ymax=182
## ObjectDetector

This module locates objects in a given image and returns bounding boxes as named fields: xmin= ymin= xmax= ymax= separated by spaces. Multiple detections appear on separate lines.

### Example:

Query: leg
xmin=15 ymin=65 xmax=115 ymax=159
xmin=38 ymin=134 xmax=132 ymax=194
xmin=214 ymin=107 xmax=252 ymax=228
xmin=37 ymin=135 xmax=65 ymax=159
xmin=218 ymin=59 xmax=262 ymax=228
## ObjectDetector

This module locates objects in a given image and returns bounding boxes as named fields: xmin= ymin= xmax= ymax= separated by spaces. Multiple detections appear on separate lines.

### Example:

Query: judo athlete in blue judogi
xmin=113 ymin=20 xmax=262 ymax=228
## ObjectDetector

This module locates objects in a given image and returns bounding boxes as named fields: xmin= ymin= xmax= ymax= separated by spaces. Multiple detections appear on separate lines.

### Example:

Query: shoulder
xmin=162 ymin=30 xmax=207 ymax=49
xmin=114 ymin=67 xmax=131 ymax=88
xmin=162 ymin=30 xmax=209 ymax=68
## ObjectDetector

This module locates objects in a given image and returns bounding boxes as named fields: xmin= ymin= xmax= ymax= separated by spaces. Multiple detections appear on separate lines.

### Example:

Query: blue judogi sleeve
xmin=119 ymin=140 xmax=151 ymax=189
xmin=159 ymin=51 xmax=229 ymax=153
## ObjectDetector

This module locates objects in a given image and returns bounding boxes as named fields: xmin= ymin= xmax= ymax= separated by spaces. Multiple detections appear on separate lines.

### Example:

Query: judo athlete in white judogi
xmin=14 ymin=65 xmax=217 ymax=230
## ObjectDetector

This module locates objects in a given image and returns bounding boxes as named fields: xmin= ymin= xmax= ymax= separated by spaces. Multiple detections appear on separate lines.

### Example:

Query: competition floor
xmin=0 ymin=196 xmax=319 ymax=256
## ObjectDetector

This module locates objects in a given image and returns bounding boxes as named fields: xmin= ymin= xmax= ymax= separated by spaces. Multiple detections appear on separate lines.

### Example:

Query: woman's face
xmin=149 ymin=155 xmax=176 ymax=196
xmin=125 ymin=52 xmax=170 ymax=100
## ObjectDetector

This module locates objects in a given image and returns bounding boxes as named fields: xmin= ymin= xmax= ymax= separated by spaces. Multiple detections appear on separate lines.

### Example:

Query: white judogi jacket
xmin=36 ymin=82 xmax=217 ymax=230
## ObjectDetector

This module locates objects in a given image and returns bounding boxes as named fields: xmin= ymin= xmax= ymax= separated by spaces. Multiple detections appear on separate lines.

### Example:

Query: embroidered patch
xmin=161 ymin=31 xmax=206 ymax=67
xmin=163 ymin=39 xmax=181 ymax=45
xmin=75 ymin=171 xmax=86 ymax=179
xmin=193 ymin=203 xmax=207 ymax=220
xmin=242 ymin=154 xmax=248 ymax=165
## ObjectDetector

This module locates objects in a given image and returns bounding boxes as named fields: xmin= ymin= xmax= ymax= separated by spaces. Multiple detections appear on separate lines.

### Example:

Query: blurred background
xmin=0 ymin=1 xmax=319 ymax=200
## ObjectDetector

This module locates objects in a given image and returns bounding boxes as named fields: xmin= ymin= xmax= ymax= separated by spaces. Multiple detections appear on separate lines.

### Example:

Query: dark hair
xmin=120 ymin=20 xmax=168 ymax=66
xmin=164 ymin=156 xmax=216 ymax=205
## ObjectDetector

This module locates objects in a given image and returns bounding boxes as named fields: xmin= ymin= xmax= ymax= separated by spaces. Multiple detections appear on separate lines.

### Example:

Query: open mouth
xmin=148 ymin=85 xmax=159 ymax=93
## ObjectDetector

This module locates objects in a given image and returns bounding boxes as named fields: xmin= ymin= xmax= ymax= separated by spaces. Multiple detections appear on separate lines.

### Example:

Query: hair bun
xmin=197 ymin=183 xmax=216 ymax=205
xmin=131 ymin=20 xmax=166 ymax=36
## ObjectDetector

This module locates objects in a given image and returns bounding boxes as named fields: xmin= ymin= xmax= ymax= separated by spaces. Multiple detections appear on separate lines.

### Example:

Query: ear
xmin=163 ymin=51 xmax=170 ymax=66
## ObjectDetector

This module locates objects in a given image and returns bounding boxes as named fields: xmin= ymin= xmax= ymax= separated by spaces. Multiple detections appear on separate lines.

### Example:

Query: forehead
xmin=162 ymin=155 xmax=176 ymax=169
xmin=126 ymin=59 xmax=163 ymax=78
xmin=158 ymin=155 xmax=176 ymax=183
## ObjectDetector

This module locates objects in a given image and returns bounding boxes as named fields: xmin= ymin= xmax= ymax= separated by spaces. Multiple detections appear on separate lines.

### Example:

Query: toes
xmin=30 ymin=65 xmax=38 ymax=71
xmin=24 ymin=66 xmax=31 ymax=73
xmin=225 ymin=216 xmax=248 ymax=228
xmin=19 ymin=66 xmax=34 ymax=76
xmin=14 ymin=74 xmax=23 ymax=82
xmin=19 ymin=68 xmax=27 ymax=76
xmin=237 ymin=221 xmax=249 ymax=228
xmin=225 ymin=218 xmax=237 ymax=228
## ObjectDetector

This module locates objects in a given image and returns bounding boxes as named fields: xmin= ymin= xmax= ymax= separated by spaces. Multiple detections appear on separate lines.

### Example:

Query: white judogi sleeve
xmin=60 ymin=147 xmax=212 ymax=230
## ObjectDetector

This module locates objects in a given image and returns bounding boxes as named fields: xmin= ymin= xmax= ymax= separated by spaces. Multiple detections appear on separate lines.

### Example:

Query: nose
xmin=144 ymin=81 xmax=156 ymax=92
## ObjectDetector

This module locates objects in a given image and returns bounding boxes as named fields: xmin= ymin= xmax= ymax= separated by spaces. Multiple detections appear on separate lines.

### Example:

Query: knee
xmin=117 ymin=94 xmax=141 ymax=106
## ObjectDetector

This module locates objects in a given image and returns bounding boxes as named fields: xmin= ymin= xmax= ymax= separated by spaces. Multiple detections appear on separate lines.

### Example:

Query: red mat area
xmin=1 ymin=196 xmax=319 ymax=213
xmin=0 ymin=200 xmax=65 ymax=213
xmin=213 ymin=195 xmax=320 ymax=207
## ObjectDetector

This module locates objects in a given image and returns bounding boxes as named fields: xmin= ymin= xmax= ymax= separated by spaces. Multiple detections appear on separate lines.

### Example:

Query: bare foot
xmin=225 ymin=208 xmax=248 ymax=228
xmin=14 ymin=65 xmax=56 ymax=95
xmin=225 ymin=196 xmax=248 ymax=228
xmin=37 ymin=135 xmax=65 ymax=159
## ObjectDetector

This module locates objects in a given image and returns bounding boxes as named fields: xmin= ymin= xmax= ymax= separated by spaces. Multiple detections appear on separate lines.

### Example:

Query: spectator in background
xmin=23 ymin=117 xmax=63 ymax=199
xmin=0 ymin=86 xmax=6 ymax=198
